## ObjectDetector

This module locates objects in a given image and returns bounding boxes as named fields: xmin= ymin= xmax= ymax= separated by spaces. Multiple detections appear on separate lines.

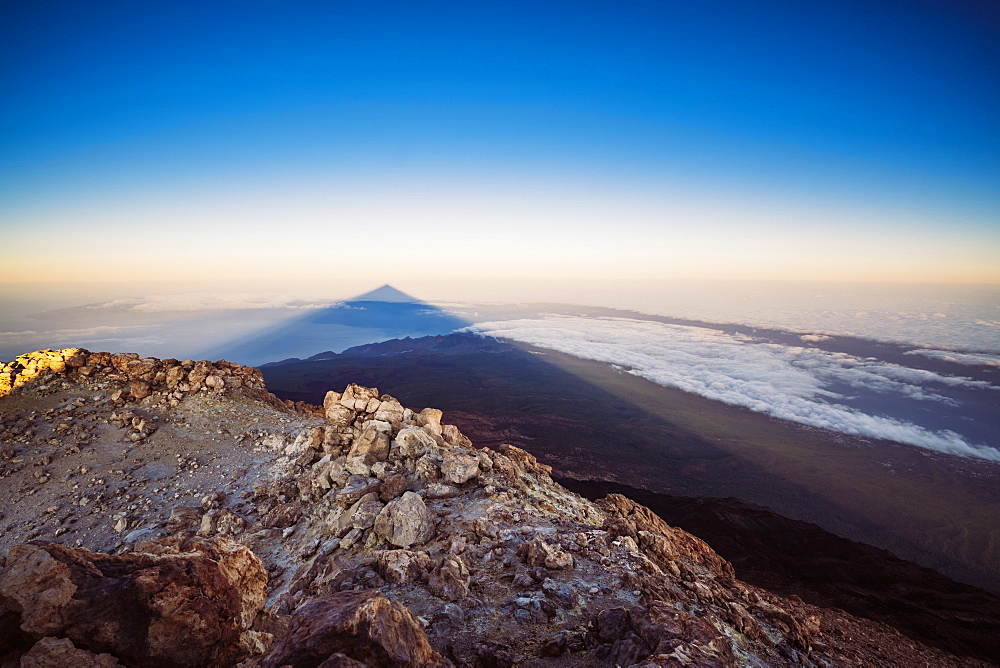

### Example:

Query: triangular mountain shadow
xmin=195 ymin=285 xmax=470 ymax=367
xmin=348 ymin=284 xmax=418 ymax=303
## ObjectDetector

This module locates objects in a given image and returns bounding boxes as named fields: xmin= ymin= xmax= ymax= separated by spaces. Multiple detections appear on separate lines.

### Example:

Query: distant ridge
xmin=346 ymin=284 xmax=419 ymax=303
xmin=258 ymin=333 xmax=507 ymax=367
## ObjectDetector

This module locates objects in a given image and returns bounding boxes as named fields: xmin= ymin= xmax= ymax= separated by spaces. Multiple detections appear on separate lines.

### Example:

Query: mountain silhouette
xmin=196 ymin=285 xmax=469 ymax=366
xmin=347 ymin=284 xmax=418 ymax=303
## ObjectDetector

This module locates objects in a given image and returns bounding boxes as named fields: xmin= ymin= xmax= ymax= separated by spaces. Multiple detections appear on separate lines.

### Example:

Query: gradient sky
xmin=2 ymin=0 xmax=998 ymax=291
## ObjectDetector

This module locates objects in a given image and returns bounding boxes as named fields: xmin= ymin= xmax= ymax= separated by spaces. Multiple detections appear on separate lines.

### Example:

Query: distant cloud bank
xmin=905 ymin=348 xmax=1000 ymax=368
xmin=468 ymin=316 xmax=1000 ymax=462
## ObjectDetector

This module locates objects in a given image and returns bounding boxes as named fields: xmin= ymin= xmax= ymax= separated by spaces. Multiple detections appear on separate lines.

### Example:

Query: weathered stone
xmin=416 ymin=407 xmax=443 ymax=436
xmin=263 ymin=502 xmax=303 ymax=528
xmin=430 ymin=553 xmax=471 ymax=601
xmin=350 ymin=493 xmax=385 ymax=530
xmin=339 ymin=384 xmax=380 ymax=412
xmin=166 ymin=506 xmax=202 ymax=534
xmin=335 ymin=492 xmax=384 ymax=534
xmin=373 ymin=549 xmax=434 ymax=584
xmin=0 ymin=538 xmax=266 ymax=667
xmin=335 ymin=475 xmax=381 ymax=507
xmin=347 ymin=419 xmax=392 ymax=460
xmin=19 ymin=637 xmax=121 ymax=667
xmin=325 ymin=403 xmax=355 ymax=427
xmin=261 ymin=590 xmax=450 ymax=668
xmin=425 ymin=482 xmax=462 ymax=499
xmin=442 ymin=423 xmax=472 ymax=448
xmin=323 ymin=390 xmax=342 ymax=410
xmin=393 ymin=425 xmax=439 ymax=460
xmin=125 ymin=359 xmax=158 ymax=381
xmin=526 ymin=535 xmax=574 ymax=570
xmin=441 ymin=450 xmax=480 ymax=485
xmin=187 ymin=362 xmax=213 ymax=386
xmin=164 ymin=365 xmax=186 ymax=389
xmin=372 ymin=397 xmax=405 ymax=426
xmin=374 ymin=491 xmax=435 ymax=548
xmin=109 ymin=352 xmax=139 ymax=373
xmin=128 ymin=379 xmax=151 ymax=400
xmin=379 ymin=473 xmax=411 ymax=501
xmin=199 ymin=508 xmax=247 ymax=536
xmin=284 ymin=426 xmax=324 ymax=458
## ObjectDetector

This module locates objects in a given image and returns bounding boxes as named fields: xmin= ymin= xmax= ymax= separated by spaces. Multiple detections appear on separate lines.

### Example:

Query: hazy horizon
xmin=2 ymin=2 xmax=997 ymax=462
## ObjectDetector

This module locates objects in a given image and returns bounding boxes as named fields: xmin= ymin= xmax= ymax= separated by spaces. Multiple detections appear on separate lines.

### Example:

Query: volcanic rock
xmin=261 ymin=590 xmax=450 ymax=668
xmin=374 ymin=491 xmax=435 ymax=548
xmin=0 ymin=537 xmax=265 ymax=666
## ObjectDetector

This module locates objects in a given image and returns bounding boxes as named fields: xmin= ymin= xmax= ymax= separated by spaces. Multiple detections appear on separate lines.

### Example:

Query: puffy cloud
xmin=468 ymin=316 xmax=1000 ymax=462
xmin=905 ymin=348 xmax=1000 ymax=368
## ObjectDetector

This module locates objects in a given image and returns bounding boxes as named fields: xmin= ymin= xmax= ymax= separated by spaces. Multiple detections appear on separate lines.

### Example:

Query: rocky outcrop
xmin=18 ymin=636 xmax=121 ymax=667
xmin=0 ymin=348 xmax=281 ymax=409
xmin=261 ymin=590 xmax=450 ymax=668
xmin=0 ymin=537 xmax=266 ymax=667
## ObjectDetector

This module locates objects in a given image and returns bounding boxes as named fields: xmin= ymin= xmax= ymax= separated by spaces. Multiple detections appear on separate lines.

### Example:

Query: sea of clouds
xmin=468 ymin=315 xmax=1000 ymax=462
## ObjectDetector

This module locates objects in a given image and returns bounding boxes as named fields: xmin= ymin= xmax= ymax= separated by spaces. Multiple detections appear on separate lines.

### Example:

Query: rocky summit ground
xmin=0 ymin=349 xmax=991 ymax=667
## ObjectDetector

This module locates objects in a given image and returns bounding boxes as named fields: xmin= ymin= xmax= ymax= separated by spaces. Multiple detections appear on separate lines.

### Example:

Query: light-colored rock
xmin=441 ymin=450 xmax=480 ymax=485
xmin=372 ymin=397 xmax=405 ymax=425
xmin=392 ymin=426 xmax=438 ymax=460
xmin=373 ymin=550 xmax=434 ymax=584
xmin=526 ymin=535 xmax=574 ymax=570
xmin=347 ymin=420 xmax=392 ymax=460
xmin=415 ymin=454 xmax=441 ymax=482
xmin=339 ymin=384 xmax=379 ymax=412
xmin=442 ymin=423 xmax=472 ymax=447
xmin=325 ymin=403 xmax=355 ymax=427
xmin=425 ymin=482 xmax=461 ymax=499
xmin=374 ymin=491 xmax=435 ymax=548
xmin=416 ymin=407 xmax=443 ymax=436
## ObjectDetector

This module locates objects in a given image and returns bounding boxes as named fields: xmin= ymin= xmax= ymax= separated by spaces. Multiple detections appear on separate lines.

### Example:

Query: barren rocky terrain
xmin=0 ymin=348 xmax=993 ymax=666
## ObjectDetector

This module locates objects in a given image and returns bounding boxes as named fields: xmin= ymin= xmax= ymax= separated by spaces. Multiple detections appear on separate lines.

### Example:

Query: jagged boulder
xmin=18 ymin=636 xmax=122 ymax=667
xmin=348 ymin=420 xmax=393 ymax=460
xmin=261 ymin=590 xmax=451 ymax=668
xmin=441 ymin=450 xmax=480 ymax=485
xmin=525 ymin=535 xmax=574 ymax=570
xmin=374 ymin=491 xmax=435 ymax=548
xmin=393 ymin=426 xmax=438 ymax=460
xmin=429 ymin=553 xmax=471 ymax=601
xmin=373 ymin=550 xmax=434 ymax=584
xmin=0 ymin=537 xmax=266 ymax=666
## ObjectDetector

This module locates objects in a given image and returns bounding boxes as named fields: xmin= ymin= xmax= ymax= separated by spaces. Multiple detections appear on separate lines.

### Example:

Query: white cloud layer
xmin=90 ymin=293 xmax=337 ymax=312
xmin=468 ymin=316 xmax=1000 ymax=462
xmin=905 ymin=348 xmax=1000 ymax=368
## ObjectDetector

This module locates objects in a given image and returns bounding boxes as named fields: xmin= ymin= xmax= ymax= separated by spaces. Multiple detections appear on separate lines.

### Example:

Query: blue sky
xmin=1 ymin=0 xmax=998 ymax=287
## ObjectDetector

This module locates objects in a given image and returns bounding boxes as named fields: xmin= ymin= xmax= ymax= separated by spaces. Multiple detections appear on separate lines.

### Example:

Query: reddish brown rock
xmin=262 ymin=590 xmax=451 ymax=668
xmin=598 ymin=493 xmax=734 ymax=579
xmin=19 ymin=636 xmax=121 ymax=667
xmin=128 ymin=379 xmax=152 ymax=400
xmin=0 ymin=537 xmax=266 ymax=667
xmin=525 ymin=535 xmax=574 ymax=570
xmin=264 ymin=501 xmax=303 ymax=528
